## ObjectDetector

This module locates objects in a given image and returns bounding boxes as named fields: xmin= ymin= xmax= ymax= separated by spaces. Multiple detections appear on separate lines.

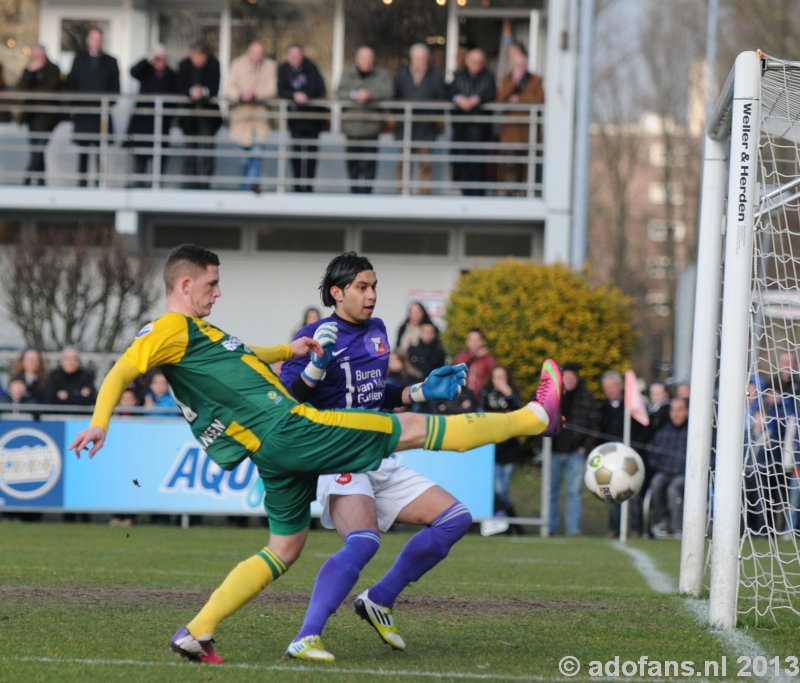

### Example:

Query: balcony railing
xmin=0 ymin=92 xmax=544 ymax=197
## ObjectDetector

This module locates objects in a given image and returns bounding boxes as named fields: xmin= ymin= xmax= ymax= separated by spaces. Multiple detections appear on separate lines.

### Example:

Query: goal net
xmin=680 ymin=52 xmax=800 ymax=629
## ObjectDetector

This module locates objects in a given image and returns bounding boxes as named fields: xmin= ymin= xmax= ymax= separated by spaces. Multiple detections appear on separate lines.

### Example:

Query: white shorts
xmin=317 ymin=457 xmax=436 ymax=532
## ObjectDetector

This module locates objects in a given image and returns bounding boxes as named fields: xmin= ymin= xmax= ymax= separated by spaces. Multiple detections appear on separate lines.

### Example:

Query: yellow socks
xmin=187 ymin=547 xmax=288 ymax=638
xmin=426 ymin=405 xmax=548 ymax=452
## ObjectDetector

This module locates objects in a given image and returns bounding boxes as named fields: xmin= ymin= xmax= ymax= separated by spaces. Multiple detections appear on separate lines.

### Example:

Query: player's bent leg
xmin=358 ymin=490 xmax=472 ymax=651
xmin=288 ymin=494 xmax=381 ymax=662
xmin=395 ymin=360 xmax=562 ymax=453
xmin=173 ymin=528 xmax=307 ymax=663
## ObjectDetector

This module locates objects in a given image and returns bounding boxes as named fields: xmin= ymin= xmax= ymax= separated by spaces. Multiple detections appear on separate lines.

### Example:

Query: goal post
xmin=681 ymin=50 xmax=800 ymax=629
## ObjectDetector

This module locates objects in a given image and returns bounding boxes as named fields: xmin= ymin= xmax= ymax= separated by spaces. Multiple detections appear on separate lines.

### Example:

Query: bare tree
xmin=1 ymin=227 xmax=159 ymax=352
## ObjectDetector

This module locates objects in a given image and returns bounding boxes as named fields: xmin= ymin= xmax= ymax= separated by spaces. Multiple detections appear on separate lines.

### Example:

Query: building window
xmin=344 ymin=0 xmax=448 ymax=75
xmin=36 ymin=218 xmax=114 ymax=245
xmin=153 ymin=225 xmax=242 ymax=250
xmin=0 ymin=220 xmax=21 ymax=244
xmin=647 ymin=219 xmax=686 ymax=243
xmin=230 ymin=0 xmax=334 ymax=80
xmin=649 ymin=142 xmax=688 ymax=168
xmin=361 ymin=230 xmax=449 ymax=255
xmin=465 ymin=232 xmax=532 ymax=258
xmin=256 ymin=226 xmax=345 ymax=252
xmin=648 ymin=182 xmax=685 ymax=206
xmin=158 ymin=10 xmax=221 ymax=62
xmin=646 ymin=256 xmax=671 ymax=280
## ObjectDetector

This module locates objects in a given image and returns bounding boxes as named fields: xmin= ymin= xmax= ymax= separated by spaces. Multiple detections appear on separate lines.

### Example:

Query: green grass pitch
xmin=0 ymin=522 xmax=798 ymax=683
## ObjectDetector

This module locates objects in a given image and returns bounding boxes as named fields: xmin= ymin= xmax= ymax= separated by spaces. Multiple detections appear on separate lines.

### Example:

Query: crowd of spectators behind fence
xmin=1 ymin=22 xmax=544 ymax=193
xmin=4 ymin=304 xmax=797 ymax=539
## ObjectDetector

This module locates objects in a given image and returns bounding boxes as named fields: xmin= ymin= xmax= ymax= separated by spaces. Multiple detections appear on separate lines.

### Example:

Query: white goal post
xmin=680 ymin=51 xmax=800 ymax=629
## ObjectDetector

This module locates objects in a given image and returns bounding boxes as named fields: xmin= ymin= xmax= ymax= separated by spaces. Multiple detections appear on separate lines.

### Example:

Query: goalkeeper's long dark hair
xmin=320 ymin=252 xmax=374 ymax=307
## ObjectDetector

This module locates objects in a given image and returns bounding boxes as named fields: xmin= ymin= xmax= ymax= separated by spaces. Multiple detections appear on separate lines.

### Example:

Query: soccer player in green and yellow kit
xmin=69 ymin=243 xmax=563 ymax=664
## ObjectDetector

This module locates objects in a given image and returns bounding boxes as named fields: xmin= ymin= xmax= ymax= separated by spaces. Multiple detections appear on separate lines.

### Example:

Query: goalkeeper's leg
xmin=397 ymin=359 xmax=563 ymax=453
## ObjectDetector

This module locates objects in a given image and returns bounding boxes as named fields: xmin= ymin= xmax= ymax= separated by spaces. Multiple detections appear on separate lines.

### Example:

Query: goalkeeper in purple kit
xmin=281 ymin=252 xmax=471 ymax=661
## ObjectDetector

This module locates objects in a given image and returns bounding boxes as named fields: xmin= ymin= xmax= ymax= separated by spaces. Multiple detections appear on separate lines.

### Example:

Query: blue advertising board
xmin=0 ymin=419 xmax=494 ymax=518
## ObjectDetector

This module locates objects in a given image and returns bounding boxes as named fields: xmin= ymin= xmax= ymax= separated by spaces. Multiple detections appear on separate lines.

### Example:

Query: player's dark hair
xmin=164 ymin=244 xmax=220 ymax=293
xmin=319 ymin=252 xmax=373 ymax=307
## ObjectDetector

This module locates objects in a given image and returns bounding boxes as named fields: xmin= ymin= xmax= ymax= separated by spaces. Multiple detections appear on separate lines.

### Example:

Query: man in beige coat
xmin=225 ymin=41 xmax=277 ymax=190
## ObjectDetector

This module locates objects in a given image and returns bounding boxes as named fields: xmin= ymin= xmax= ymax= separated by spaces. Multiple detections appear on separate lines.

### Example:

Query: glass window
xmin=36 ymin=218 xmax=114 ymax=246
xmin=158 ymin=10 xmax=221 ymax=63
xmin=153 ymin=225 xmax=242 ymax=250
xmin=0 ymin=220 xmax=21 ymax=244
xmin=344 ymin=0 xmax=448 ymax=75
xmin=230 ymin=0 xmax=334 ymax=83
xmin=256 ymin=226 xmax=345 ymax=252
xmin=361 ymin=229 xmax=448 ymax=255
xmin=465 ymin=232 xmax=531 ymax=257
xmin=0 ymin=0 xmax=39 ymax=85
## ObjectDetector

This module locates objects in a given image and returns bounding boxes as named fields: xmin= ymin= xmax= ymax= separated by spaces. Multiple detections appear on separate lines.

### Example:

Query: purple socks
xmin=368 ymin=502 xmax=472 ymax=608
xmin=295 ymin=529 xmax=380 ymax=640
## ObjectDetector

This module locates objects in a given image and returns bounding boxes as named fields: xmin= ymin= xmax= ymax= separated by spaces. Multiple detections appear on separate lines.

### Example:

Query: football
xmin=583 ymin=442 xmax=645 ymax=503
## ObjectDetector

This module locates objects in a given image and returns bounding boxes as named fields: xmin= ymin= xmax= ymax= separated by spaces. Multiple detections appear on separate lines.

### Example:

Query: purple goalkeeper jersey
xmin=281 ymin=313 xmax=405 ymax=410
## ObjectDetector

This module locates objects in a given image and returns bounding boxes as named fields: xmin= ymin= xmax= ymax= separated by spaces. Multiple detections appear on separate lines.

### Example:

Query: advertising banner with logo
xmin=0 ymin=419 xmax=494 ymax=518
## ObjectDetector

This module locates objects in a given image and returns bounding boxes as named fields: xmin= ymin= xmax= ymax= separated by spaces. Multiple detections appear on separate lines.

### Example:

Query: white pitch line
xmin=0 ymin=657 xmax=711 ymax=682
xmin=612 ymin=543 xmax=781 ymax=683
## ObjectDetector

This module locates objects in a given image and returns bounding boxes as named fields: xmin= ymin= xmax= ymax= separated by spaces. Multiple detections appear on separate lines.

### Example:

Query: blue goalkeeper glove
xmin=409 ymin=363 xmax=467 ymax=404
xmin=301 ymin=322 xmax=338 ymax=385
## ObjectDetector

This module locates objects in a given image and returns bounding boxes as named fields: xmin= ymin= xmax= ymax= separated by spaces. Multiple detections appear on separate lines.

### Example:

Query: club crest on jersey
xmin=335 ymin=473 xmax=352 ymax=485
xmin=222 ymin=336 xmax=252 ymax=353
xmin=370 ymin=336 xmax=387 ymax=354
xmin=135 ymin=323 xmax=154 ymax=338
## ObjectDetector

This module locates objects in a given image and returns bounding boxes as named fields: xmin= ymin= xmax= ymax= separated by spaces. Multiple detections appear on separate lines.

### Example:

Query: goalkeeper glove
xmin=301 ymin=322 xmax=338 ymax=385
xmin=409 ymin=364 xmax=467 ymax=404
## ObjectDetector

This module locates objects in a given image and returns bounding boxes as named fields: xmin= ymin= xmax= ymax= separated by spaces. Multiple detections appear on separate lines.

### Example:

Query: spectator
xmin=386 ymin=350 xmax=419 ymax=388
xmin=448 ymin=49 xmax=496 ymax=196
xmin=599 ymin=370 xmax=648 ymax=538
xmin=126 ymin=45 xmax=180 ymax=187
xmin=18 ymin=45 xmax=62 ymax=186
xmin=755 ymin=388 xmax=793 ymax=536
xmin=291 ymin=306 xmax=321 ymax=339
xmin=10 ymin=348 xmax=48 ymax=402
xmin=395 ymin=301 xmax=433 ymax=353
xmin=550 ymin=362 xmax=599 ymax=536
xmin=407 ymin=323 xmax=445 ymax=379
xmin=67 ymin=27 xmax=120 ymax=187
xmin=278 ymin=43 xmax=327 ymax=192
xmin=675 ymin=380 xmax=691 ymax=400
xmin=743 ymin=407 xmax=771 ymax=534
xmin=454 ymin=328 xmax=497 ymax=395
xmin=337 ymin=46 xmax=394 ymax=193
xmin=773 ymin=350 xmax=799 ymax=398
xmin=44 ymin=347 xmax=97 ymax=408
xmin=224 ymin=41 xmax=277 ymax=191
xmin=178 ymin=41 xmax=221 ymax=189
xmin=2 ymin=377 xmax=38 ymax=408
xmin=648 ymin=382 xmax=671 ymax=433
xmin=649 ymin=397 xmax=689 ymax=539
xmin=117 ymin=388 xmax=140 ymax=414
xmin=144 ymin=371 xmax=178 ymax=415
xmin=478 ymin=365 xmax=524 ymax=517
xmin=430 ymin=385 xmax=477 ymax=416
xmin=393 ymin=43 xmax=445 ymax=195
xmin=496 ymin=49 xmax=543 ymax=195
xmin=748 ymin=374 xmax=766 ymax=419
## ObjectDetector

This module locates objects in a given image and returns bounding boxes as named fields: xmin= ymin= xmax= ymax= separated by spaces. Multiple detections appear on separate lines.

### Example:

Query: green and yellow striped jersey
xmin=119 ymin=312 xmax=297 ymax=470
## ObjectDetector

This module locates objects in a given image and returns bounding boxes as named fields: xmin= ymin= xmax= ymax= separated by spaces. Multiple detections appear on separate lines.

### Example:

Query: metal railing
xmin=0 ymin=92 xmax=544 ymax=197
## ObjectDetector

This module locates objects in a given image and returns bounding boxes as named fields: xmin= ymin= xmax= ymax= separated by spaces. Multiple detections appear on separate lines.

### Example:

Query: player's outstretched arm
xmin=404 ymin=363 xmax=467 ymax=405
xmin=69 ymin=360 xmax=141 ymax=459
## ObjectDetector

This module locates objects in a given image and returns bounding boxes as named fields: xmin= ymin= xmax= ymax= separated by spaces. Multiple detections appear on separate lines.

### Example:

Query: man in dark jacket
xmin=18 ymin=45 xmax=61 ymax=186
xmin=44 ymin=347 xmax=97 ymax=409
xmin=447 ymin=49 xmax=495 ymax=196
xmin=407 ymin=323 xmax=445 ymax=380
xmin=550 ymin=363 xmax=600 ymax=536
xmin=126 ymin=45 xmax=180 ymax=187
xmin=278 ymin=44 xmax=327 ymax=192
xmin=649 ymin=397 xmax=689 ymax=539
xmin=394 ymin=43 xmax=445 ymax=195
xmin=67 ymin=27 xmax=120 ymax=187
xmin=600 ymin=370 xmax=649 ymax=537
xmin=177 ymin=41 xmax=222 ymax=189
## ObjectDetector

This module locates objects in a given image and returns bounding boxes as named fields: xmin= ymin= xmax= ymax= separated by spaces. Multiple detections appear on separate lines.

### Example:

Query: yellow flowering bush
xmin=441 ymin=261 xmax=635 ymax=399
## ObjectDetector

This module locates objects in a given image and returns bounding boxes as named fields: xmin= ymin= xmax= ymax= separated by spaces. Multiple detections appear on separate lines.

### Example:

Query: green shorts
xmin=252 ymin=404 xmax=402 ymax=535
